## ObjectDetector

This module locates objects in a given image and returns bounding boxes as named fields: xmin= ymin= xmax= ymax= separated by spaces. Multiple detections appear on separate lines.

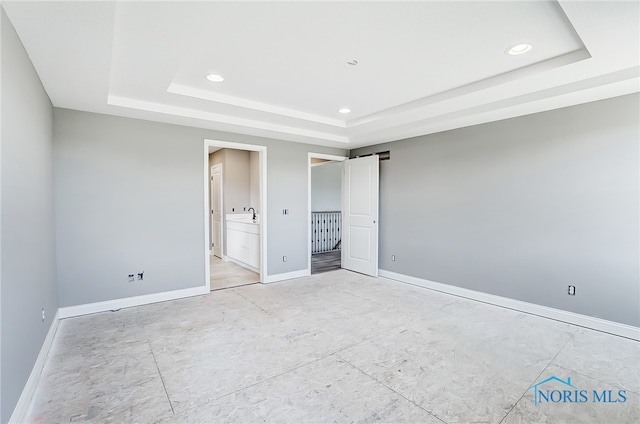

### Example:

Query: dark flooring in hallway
xmin=311 ymin=250 xmax=341 ymax=274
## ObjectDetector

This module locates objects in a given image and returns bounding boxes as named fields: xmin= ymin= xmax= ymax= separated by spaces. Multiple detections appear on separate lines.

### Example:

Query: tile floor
xmin=210 ymin=255 xmax=260 ymax=290
xmin=26 ymin=270 xmax=639 ymax=423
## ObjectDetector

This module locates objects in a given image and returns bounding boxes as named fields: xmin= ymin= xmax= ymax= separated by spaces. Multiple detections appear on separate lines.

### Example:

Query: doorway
xmin=308 ymin=153 xmax=347 ymax=274
xmin=204 ymin=140 xmax=267 ymax=291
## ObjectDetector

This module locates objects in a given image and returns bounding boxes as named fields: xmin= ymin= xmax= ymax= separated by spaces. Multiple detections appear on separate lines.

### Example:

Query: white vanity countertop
xmin=226 ymin=213 xmax=259 ymax=224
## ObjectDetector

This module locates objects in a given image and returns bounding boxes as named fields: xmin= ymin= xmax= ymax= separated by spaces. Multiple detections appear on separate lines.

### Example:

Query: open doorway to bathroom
xmin=308 ymin=153 xmax=347 ymax=274
xmin=205 ymin=140 xmax=267 ymax=290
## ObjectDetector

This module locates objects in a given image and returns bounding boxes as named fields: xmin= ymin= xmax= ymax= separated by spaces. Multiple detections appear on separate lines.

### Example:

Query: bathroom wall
xmin=210 ymin=149 xmax=251 ymax=214
xmin=222 ymin=149 xmax=250 ymax=215
xmin=249 ymin=151 xmax=260 ymax=213
xmin=210 ymin=149 xmax=252 ymax=256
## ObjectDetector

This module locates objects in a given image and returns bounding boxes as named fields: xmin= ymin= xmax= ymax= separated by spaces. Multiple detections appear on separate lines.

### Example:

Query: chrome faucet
xmin=248 ymin=207 xmax=256 ymax=221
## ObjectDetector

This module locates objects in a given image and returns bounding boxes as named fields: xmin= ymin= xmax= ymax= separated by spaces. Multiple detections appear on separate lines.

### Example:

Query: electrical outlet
xmin=128 ymin=274 xmax=135 ymax=282
xmin=391 ymin=255 xmax=396 ymax=261
xmin=568 ymin=285 xmax=576 ymax=296
xmin=283 ymin=256 xmax=287 ymax=262
xmin=41 ymin=308 xmax=45 ymax=322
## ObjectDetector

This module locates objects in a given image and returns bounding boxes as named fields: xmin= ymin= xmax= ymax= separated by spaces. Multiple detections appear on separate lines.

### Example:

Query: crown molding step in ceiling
xmin=3 ymin=0 xmax=638 ymax=148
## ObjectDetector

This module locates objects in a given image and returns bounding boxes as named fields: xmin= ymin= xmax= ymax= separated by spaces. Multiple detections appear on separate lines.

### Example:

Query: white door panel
xmin=342 ymin=155 xmax=379 ymax=276
xmin=211 ymin=164 xmax=223 ymax=258
xmin=348 ymin=166 xmax=372 ymax=215
xmin=348 ymin=226 xmax=372 ymax=262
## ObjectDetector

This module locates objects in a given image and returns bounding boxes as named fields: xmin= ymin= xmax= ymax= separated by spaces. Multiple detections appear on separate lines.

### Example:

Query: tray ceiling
xmin=3 ymin=1 xmax=638 ymax=148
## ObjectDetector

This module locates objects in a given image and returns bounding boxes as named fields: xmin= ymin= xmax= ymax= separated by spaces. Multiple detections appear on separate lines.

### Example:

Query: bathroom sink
xmin=226 ymin=215 xmax=259 ymax=224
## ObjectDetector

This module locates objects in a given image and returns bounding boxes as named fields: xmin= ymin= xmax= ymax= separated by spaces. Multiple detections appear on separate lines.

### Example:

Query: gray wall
xmin=54 ymin=109 xmax=346 ymax=306
xmin=249 ymin=151 xmax=259 ymax=213
xmin=311 ymin=162 xmax=342 ymax=212
xmin=1 ymin=9 xmax=58 ymax=423
xmin=220 ymin=149 xmax=251 ymax=215
xmin=351 ymin=94 xmax=640 ymax=327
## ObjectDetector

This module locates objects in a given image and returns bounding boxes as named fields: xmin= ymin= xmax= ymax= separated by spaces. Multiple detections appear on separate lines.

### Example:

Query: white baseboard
xmin=58 ymin=286 xmax=209 ymax=319
xmin=226 ymin=257 xmax=259 ymax=273
xmin=263 ymin=269 xmax=310 ymax=284
xmin=379 ymin=270 xmax=640 ymax=341
xmin=11 ymin=285 xmax=209 ymax=421
xmin=9 ymin=309 xmax=61 ymax=424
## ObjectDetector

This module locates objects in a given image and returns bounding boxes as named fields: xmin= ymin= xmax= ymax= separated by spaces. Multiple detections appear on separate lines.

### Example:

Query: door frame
xmin=307 ymin=152 xmax=348 ymax=274
xmin=204 ymin=140 xmax=267 ymax=290
xmin=210 ymin=163 xmax=223 ymax=258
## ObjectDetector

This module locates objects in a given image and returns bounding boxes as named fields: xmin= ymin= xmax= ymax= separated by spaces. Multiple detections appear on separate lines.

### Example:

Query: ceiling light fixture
xmin=338 ymin=108 xmax=351 ymax=114
xmin=506 ymin=43 xmax=533 ymax=56
xmin=206 ymin=74 xmax=224 ymax=82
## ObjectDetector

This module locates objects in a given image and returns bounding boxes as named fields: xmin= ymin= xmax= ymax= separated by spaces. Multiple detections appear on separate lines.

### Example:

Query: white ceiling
xmin=4 ymin=1 xmax=639 ymax=149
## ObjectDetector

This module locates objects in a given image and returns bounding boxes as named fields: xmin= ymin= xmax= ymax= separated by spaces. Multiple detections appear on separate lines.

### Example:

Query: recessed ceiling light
xmin=506 ymin=43 xmax=533 ymax=56
xmin=206 ymin=74 xmax=224 ymax=82
xmin=338 ymin=108 xmax=351 ymax=114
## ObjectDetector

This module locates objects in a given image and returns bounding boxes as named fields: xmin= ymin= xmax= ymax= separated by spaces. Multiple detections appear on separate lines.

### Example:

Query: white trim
xmin=58 ymin=286 xmax=208 ymax=319
xmin=379 ymin=270 xmax=640 ymax=341
xmin=308 ymin=153 xmax=349 ymax=162
xmin=264 ymin=269 xmax=310 ymax=284
xmin=204 ymin=140 xmax=268 ymax=286
xmin=307 ymin=153 xmax=348 ymax=274
xmin=9 ymin=310 xmax=61 ymax=424
xmin=108 ymin=96 xmax=350 ymax=144
xmin=168 ymin=83 xmax=347 ymax=128
xmin=259 ymin=147 xmax=268 ymax=283
xmin=203 ymin=143 xmax=211 ymax=291
xmin=210 ymin=163 xmax=224 ymax=260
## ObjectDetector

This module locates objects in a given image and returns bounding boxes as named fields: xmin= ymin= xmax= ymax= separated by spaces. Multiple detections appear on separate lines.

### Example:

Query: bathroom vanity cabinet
xmin=226 ymin=219 xmax=259 ymax=271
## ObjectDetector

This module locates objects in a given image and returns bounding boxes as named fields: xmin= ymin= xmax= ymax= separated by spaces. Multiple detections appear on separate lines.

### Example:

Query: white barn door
xmin=342 ymin=155 xmax=379 ymax=276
